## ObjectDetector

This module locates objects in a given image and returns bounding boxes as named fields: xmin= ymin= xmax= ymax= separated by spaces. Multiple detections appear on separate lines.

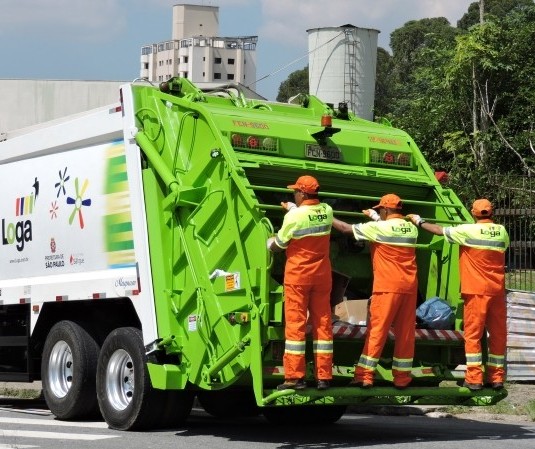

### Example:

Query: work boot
xmin=348 ymin=379 xmax=373 ymax=389
xmin=276 ymin=379 xmax=307 ymax=391
xmin=491 ymin=382 xmax=504 ymax=391
xmin=463 ymin=381 xmax=483 ymax=391
xmin=317 ymin=380 xmax=330 ymax=390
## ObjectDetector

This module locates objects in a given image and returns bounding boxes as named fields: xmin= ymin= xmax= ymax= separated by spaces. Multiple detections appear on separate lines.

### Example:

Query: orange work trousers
xmin=283 ymin=283 xmax=333 ymax=381
xmin=355 ymin=291 xmax=416 ymax=387
xmin=463 ymin=293 xmax=507 ymax=384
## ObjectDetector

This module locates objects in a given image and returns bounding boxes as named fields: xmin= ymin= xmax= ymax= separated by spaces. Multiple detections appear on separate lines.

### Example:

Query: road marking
xmin=0 ymin=445 xmax=38 ymax=449
xmin=0 ymin=417 xmax=108 ymax=428
xmin=0 ymin=407 xmax=50 ymax=416
xmin=0 ymin=429 xmax=118 ymax=440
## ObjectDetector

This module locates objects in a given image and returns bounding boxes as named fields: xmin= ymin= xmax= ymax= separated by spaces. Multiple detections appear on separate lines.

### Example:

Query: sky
xmin=0 ymin=0 xmax=477 ymax=101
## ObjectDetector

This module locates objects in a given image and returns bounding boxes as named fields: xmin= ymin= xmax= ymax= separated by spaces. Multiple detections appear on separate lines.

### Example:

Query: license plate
xmin=305 ymin=144 xmax=341 ymax=161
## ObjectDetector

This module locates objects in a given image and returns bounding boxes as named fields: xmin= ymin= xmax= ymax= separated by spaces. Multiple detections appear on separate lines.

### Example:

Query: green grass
xmin=0 ymin=387 xmax=42 ymax=399
xmin=506 ymin=270 xmax=535 ymax=292
xmin=527 ymin=399 xmax=535 ymax=421
xmin=443 ymin=392 xmax=535 ymax=421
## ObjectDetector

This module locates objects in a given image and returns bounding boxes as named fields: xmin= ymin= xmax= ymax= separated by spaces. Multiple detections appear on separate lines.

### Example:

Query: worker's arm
xmin=332 ymin=217 xmax=354 ymax=235
xmin=420 ymin=221 xmax=445 ymax=236
xmin=407 ymin=214 xmax=444 ymax=236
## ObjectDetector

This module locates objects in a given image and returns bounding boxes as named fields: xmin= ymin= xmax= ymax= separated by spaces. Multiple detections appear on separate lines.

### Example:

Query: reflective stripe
xmin=285 ymin=340 xmax=306 ymax=355
xmin=444 ymin=224 xmax=509 ymax=251
xmin=376 ymin=235 xmax=417 ymax=245
xmin=313 ymin=340 xmax=333 ymax=354
xmin=393 ymin=357 xmax=413 ymax=371
xmin=466 ymin=352 xmax=482 ymax=366
xmin=276 ymin=203 xmax=333 ymax=246
xmin=357 ymin=354 xmax=379 ymax=370
xmin=352 ymin=219 xmax=418 ymax=247
xmin=487 ymin=353 xmax=505 ymax=368
xmin=293 ymin=224 xmax=331 ymax=237
xmin=275 ymin=235 xmax=289 ymax=248
xmin=465 ymin=238 xmax=507 ymax=249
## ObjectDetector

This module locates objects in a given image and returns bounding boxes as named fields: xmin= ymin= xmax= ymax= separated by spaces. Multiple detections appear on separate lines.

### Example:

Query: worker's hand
xmin=407 ymin=214 xmax=425 ymax=226
xmin=267 ymin=237 xmax=276 ymax=250
xmin=281 ymin=201 xmax=297 ymax=211
xmin=363 ymin=209 xmax=380 ymax=222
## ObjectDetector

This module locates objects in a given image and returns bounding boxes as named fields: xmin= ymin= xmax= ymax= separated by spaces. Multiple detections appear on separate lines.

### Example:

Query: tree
xmin=276 ymin=66 xmax=309 ymax=103
xmin=373 ymin=47 xmax=394 ymax=119
xmin=457 ymin=0 xmax=534 ymax=30
xmin=381 ymin=3 xmax=535 ymax=200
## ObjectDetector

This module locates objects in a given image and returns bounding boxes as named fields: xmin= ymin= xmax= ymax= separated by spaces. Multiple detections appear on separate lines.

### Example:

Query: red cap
xmin=372 ymin=193 xmax=403 ymax=210
xmin=287 ymin=175 xmax=320 ymax=194
xmin=471 ymin=198 xmax=493 ymax=217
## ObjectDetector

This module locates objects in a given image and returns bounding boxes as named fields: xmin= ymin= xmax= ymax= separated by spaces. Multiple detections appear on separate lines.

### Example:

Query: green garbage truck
xmin=0 ymin=77 xmax=506 ymax=430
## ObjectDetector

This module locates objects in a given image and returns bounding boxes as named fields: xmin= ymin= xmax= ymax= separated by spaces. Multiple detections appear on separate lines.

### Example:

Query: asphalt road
xmin=0 ymin=396 xmax=534 ymax=449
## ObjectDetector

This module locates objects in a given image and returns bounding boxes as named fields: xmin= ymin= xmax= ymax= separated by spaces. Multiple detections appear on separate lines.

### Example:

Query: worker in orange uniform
xmin=408 ymin=199 xmax=509 ymax=391
xmin=267 ymin=175 xmax=333 ymax=391
xmin=332 ymin=194 xmax=418 ymax=389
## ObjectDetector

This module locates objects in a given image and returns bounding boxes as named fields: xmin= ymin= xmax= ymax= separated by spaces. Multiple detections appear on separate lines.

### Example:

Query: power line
xmin=247 ymin=31 xmax=344 ymax=88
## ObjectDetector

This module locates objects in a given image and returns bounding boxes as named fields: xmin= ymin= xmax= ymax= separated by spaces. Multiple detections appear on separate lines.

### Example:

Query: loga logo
xmin=1 ymin=180 xmax=38 ymax=252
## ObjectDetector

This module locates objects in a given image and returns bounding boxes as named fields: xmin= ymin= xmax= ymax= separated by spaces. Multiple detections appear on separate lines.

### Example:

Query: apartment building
xmin=140 ymin=4 xmax=257 ymax=90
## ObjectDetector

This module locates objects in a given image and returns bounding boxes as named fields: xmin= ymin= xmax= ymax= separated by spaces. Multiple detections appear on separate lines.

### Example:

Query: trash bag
xmin=416 ymin=297 xmax=454 ymax=330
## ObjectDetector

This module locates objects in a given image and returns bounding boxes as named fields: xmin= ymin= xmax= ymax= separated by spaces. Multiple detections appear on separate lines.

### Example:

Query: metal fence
xmin=492 ymin=176 xmax=535 ymax=292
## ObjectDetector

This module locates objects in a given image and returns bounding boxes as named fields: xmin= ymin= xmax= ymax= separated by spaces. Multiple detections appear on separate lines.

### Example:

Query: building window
xmin=227 ymin=74 xmax=234 ymax=80
xmin=203 ymin=72 xmax=205 ymax=77
xmin=143 ymin=63 xmax=149 ymax=69
xmin=214 ymin=57 xmax=222 ymax=64
xmin=184 ymin=56 xmax=189 ymax=63
xmin=214 ymin=73 xmax=221 ymax=79
xmin=228 ymin=58 xmax=235 ymax=65
xmin=184 ymin=72 xmax=188 ymax=79
xmin=203 ymin=57 xmax=206 ymax=61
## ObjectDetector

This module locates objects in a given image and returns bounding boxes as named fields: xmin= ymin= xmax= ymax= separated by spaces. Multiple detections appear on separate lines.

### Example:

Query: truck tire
xmin=197 ymin=389 xmax=260 ymax=418
xmin=263 ymin=405 xmax=346 ymax=425
xmin=96 ymin=327 xmax=192 ymax=430
xmin=41 ymin=320 xmax=100 ymax=420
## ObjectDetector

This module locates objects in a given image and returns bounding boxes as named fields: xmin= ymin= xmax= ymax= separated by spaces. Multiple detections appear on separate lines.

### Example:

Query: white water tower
xmin=307 ymin=25 xmax=379 ymax=121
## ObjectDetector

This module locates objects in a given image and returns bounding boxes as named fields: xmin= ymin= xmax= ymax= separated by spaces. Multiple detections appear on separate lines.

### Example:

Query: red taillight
xmin=383 ymin=152 xmax=395 ymax=164
xmin=247 ymin=136 xmax=259 ymax=148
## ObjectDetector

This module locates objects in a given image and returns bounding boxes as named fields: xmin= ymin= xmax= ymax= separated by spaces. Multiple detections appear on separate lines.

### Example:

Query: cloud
xmin=0 ymin=0 xmax=126 ymax=41
xmin=259 ymin=0 xmax=472 ymax=49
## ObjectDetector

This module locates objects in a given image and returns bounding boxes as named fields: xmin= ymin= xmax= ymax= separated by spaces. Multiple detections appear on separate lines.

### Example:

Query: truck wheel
xmin=97 ymin=327 xmax=190 ymax=430
xmin=41 ymin=320 xmax=100 ymax=420
xmin=263 ymin=405 xmax=346 ymax=425
xmin=197 ymin=389 xmax=260 ymax=418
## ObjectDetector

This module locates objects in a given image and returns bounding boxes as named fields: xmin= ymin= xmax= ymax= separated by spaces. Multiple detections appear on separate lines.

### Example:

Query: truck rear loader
xmin=0 ymin=78 xmax=506 ymax=430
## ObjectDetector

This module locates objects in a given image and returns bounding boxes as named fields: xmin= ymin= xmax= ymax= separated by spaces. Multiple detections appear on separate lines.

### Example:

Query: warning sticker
xmin=188 ymin=315 xmax=198 ymax=332
xmin=224 ymin=273 xmax=241 ymax=291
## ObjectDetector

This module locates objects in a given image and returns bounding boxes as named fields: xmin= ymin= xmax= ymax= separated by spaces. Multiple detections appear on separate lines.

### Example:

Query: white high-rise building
xmin=140 ymin=4 xmax=257 ymax=90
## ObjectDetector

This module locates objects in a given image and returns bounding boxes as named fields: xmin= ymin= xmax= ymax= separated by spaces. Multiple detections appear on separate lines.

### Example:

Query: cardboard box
xmin=332 ymin=298 xmax=369 ymax=325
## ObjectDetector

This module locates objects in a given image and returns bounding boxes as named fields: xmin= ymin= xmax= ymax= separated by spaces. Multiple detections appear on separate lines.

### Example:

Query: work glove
xmin=281 ymin=201 xmax=297 ymax=211
xmin=407 ymin=214 xmax=425 ymax=226
xmin=363 ymin=209 xmax=380 ymax=222
xmin=267 ymin=236 xmax=276 ymax=250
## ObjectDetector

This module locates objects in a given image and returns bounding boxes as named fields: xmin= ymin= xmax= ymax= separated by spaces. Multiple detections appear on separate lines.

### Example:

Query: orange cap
xmin=372 ymin=193 xmax=403 ymax=210
xmin=287 ymin=175 xmax=320 ymax=194
xmin=471 ymin=198 xmax=493 ymax=217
